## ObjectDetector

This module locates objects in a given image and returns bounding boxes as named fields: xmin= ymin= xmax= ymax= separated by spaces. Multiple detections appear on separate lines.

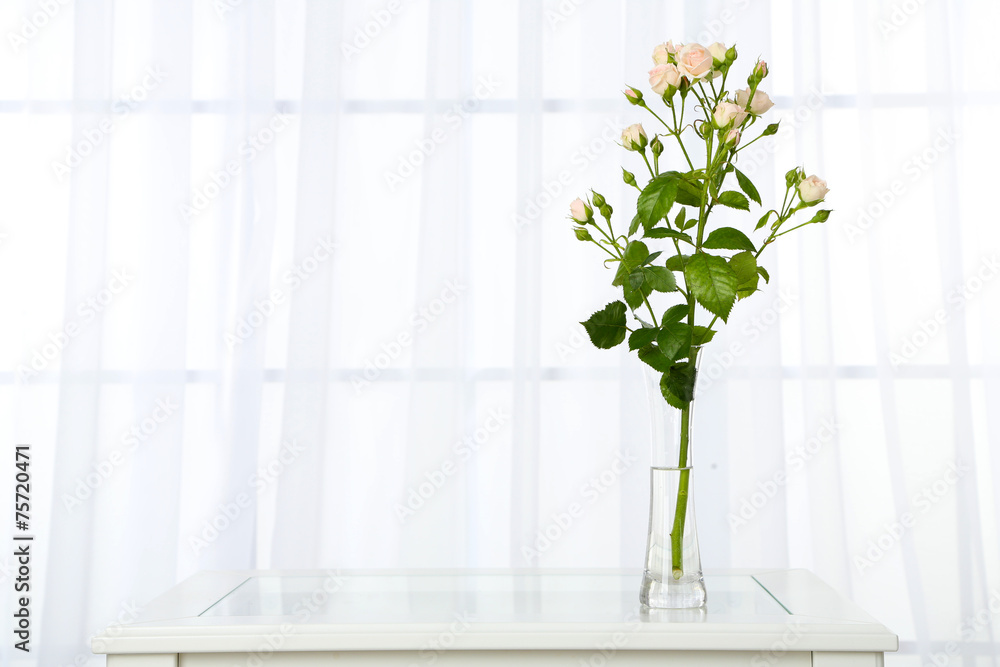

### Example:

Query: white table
xmin=92 ymin=569 xmax=897 ymax=666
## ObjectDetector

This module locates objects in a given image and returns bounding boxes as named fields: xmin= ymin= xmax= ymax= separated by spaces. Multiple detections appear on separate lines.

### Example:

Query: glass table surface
xmin=199 ymin=572 xmax=789 ymax=623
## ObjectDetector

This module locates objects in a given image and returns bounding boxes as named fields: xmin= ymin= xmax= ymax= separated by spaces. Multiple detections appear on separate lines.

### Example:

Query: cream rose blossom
xmin=736 ymin=87 xmax=774 ymax=115
xmin=707 ymin=42 xmax=727 ymax=63
xmin=713 ymin=102 xmax=748 ymax=129
xmin=652 ymin=41 xmax=677 ymax=65
xmin=675 ymin=43 xmax=714 ymax=80
xmin=649 ymin=63 xmax=681 ymax=95
xmin=798 ymin=175 xmax=829 ymax=203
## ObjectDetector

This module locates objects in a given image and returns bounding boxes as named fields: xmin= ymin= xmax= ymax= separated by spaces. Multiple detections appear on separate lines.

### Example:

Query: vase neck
xmin=642 ymin=348 xmax=702 ymax=469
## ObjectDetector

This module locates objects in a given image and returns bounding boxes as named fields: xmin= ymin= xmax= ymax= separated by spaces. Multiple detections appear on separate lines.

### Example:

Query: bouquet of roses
xmin=570 ymin=41 xmax=829 ymax=579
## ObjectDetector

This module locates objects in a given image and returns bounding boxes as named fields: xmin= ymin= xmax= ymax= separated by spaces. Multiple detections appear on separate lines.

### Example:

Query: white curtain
xmin=0 ymin=0 xmax=997 ymax=665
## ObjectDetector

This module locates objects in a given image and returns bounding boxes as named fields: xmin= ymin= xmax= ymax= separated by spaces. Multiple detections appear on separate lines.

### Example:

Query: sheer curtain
xmin=0 ymin=0 xmax=997 ymax=665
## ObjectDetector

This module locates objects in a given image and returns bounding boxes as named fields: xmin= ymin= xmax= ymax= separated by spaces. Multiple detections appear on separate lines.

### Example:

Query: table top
xmin=91 ymin=569 xmax=898 ymax=654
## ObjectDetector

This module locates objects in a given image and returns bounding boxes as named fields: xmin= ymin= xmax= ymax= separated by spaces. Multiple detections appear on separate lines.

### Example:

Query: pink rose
xmin=725 ymin=128 xmax=741 ymax=147
xmin=736 ymin=87 xmax=774 ymax=115
xmin=798 ymin=175 xmax=829 ymax=203
xmin=755 ymin=61 xmax=768 ymax=78
xmin=713 ymin=101 xmax=748 ymax=129
xmin=675 ymin=43 xmax=714 ymax=80
xmin=649 ymin=63 xmax=681 ymax=95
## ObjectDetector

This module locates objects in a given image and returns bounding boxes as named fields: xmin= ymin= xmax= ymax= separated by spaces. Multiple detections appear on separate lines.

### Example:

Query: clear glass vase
xmin=639 ymin=349 xmax=707 ymax=609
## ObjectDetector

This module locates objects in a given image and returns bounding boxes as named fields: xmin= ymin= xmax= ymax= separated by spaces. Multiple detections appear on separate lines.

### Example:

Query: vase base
xmin=639 ymin=570 xmax=707 ymax=609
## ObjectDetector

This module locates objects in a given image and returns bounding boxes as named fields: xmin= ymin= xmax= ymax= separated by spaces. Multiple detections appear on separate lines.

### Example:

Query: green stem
xmin=669 ymin=104 xmax=696 ymax=171
xmin=640 ymin=102 xmax=672 ymax=131
xmin=588 ymin=239 xmax=620 ymax=260
xmin=670 ymin=404 xmax=692 ymax=579
xmin=773 ymin=219 xmax=817 ymax=238
xmin=640 ymin=152 xmax=655 ymax=178
xmin=669 ymin=97 xmax=717 ymax=579
xmin=592 ymin=219 xmax=622 ymax=252
xmin=734 ymin=131 xmax=767 ymax=153
xmin=641 ymin=295 xmax=660 ymax=328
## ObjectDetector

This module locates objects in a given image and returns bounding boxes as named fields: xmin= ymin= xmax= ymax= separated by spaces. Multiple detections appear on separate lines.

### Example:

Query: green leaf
xmin=703 ymin=227 xmax=756 ymax=252
xmin=612 ymin=261 xmax=628 ymax=287
xmin=628 ymin=327 xmax=658 ymax=351
xmin=644 ymin=227 xmax=693 ymax=244
xmin=628 ymin=213 xmax=641 ymax=236
xmin=717 ymin=191 xmax=750 ymax=211
xmin=659 ymin=373 xmax=687 ymax=409
xmin=642 ymin=266 xmax=677 ymax=293
xmin=662 ymin=304 xmax=689 ymax=325
xmin=679 ymin=206 xmax=699 ymax=230
xmin=674 ymin=208 xmax=687 ymax=230
xmin=729 ymin=251 xmax=759 ymax=298
xmin=734 ymin=168 xmax=761 ymax=205
xmin=622 ymin=280 xmax=649 ymax=310
xmin=756 ymin=210 xmax=773 ymax=231
xmin=692 ymin=326 xmax=716 ymax=346
xmin=761 ymin=122 xmax=780 ymax=137
xmin=664 ymin=363 xmax=696 ymax=404
xmin=628 ymin=267 xmax=645 ymax=290
xmin=675 ymin=176 xmax=704 ymax=208
xmin=657 ymin=321 xmax=692 ymax=362
xmin=639 ymin=346 xmax=673 ymax=372
xmin=807 ymin=209 xmax=832 ymax=224
xmin=624 ymin=240 xmax=650 ymax=268
xmin=729 ymin=251 xmax=758 ymax=283
xmin=581 ymin=301 xmax=628 ymax=349
xmin=757 ymin=265 xmax=770 ymax=283
xmin=623 ymin=289 xmax=641 ymax=310
xmin=738 ymin=280 xmax=759 ymax=299
xmin=643 ymin=251 xmax=663 ymax=266
xmin=684 ymin=253 xmax=738 ymax=322
xmin=665 ymin=254 xmax=690 ymax=272
xmin=574 ymin=227 xmax=593 ymax=242
xmin=637 ymin=173 xmax=679 ymax=230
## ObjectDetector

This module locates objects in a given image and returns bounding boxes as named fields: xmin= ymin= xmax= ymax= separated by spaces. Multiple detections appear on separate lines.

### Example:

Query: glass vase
xmin=639 ymin=349 xmax=707 ymax=609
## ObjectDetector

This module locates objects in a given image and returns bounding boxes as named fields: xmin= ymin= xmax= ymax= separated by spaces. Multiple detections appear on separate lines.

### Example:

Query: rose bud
xmin=569 ymin=197 xmax=592 ymax=222
xmin=621 ymin=123 xmax=648 ymax=151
